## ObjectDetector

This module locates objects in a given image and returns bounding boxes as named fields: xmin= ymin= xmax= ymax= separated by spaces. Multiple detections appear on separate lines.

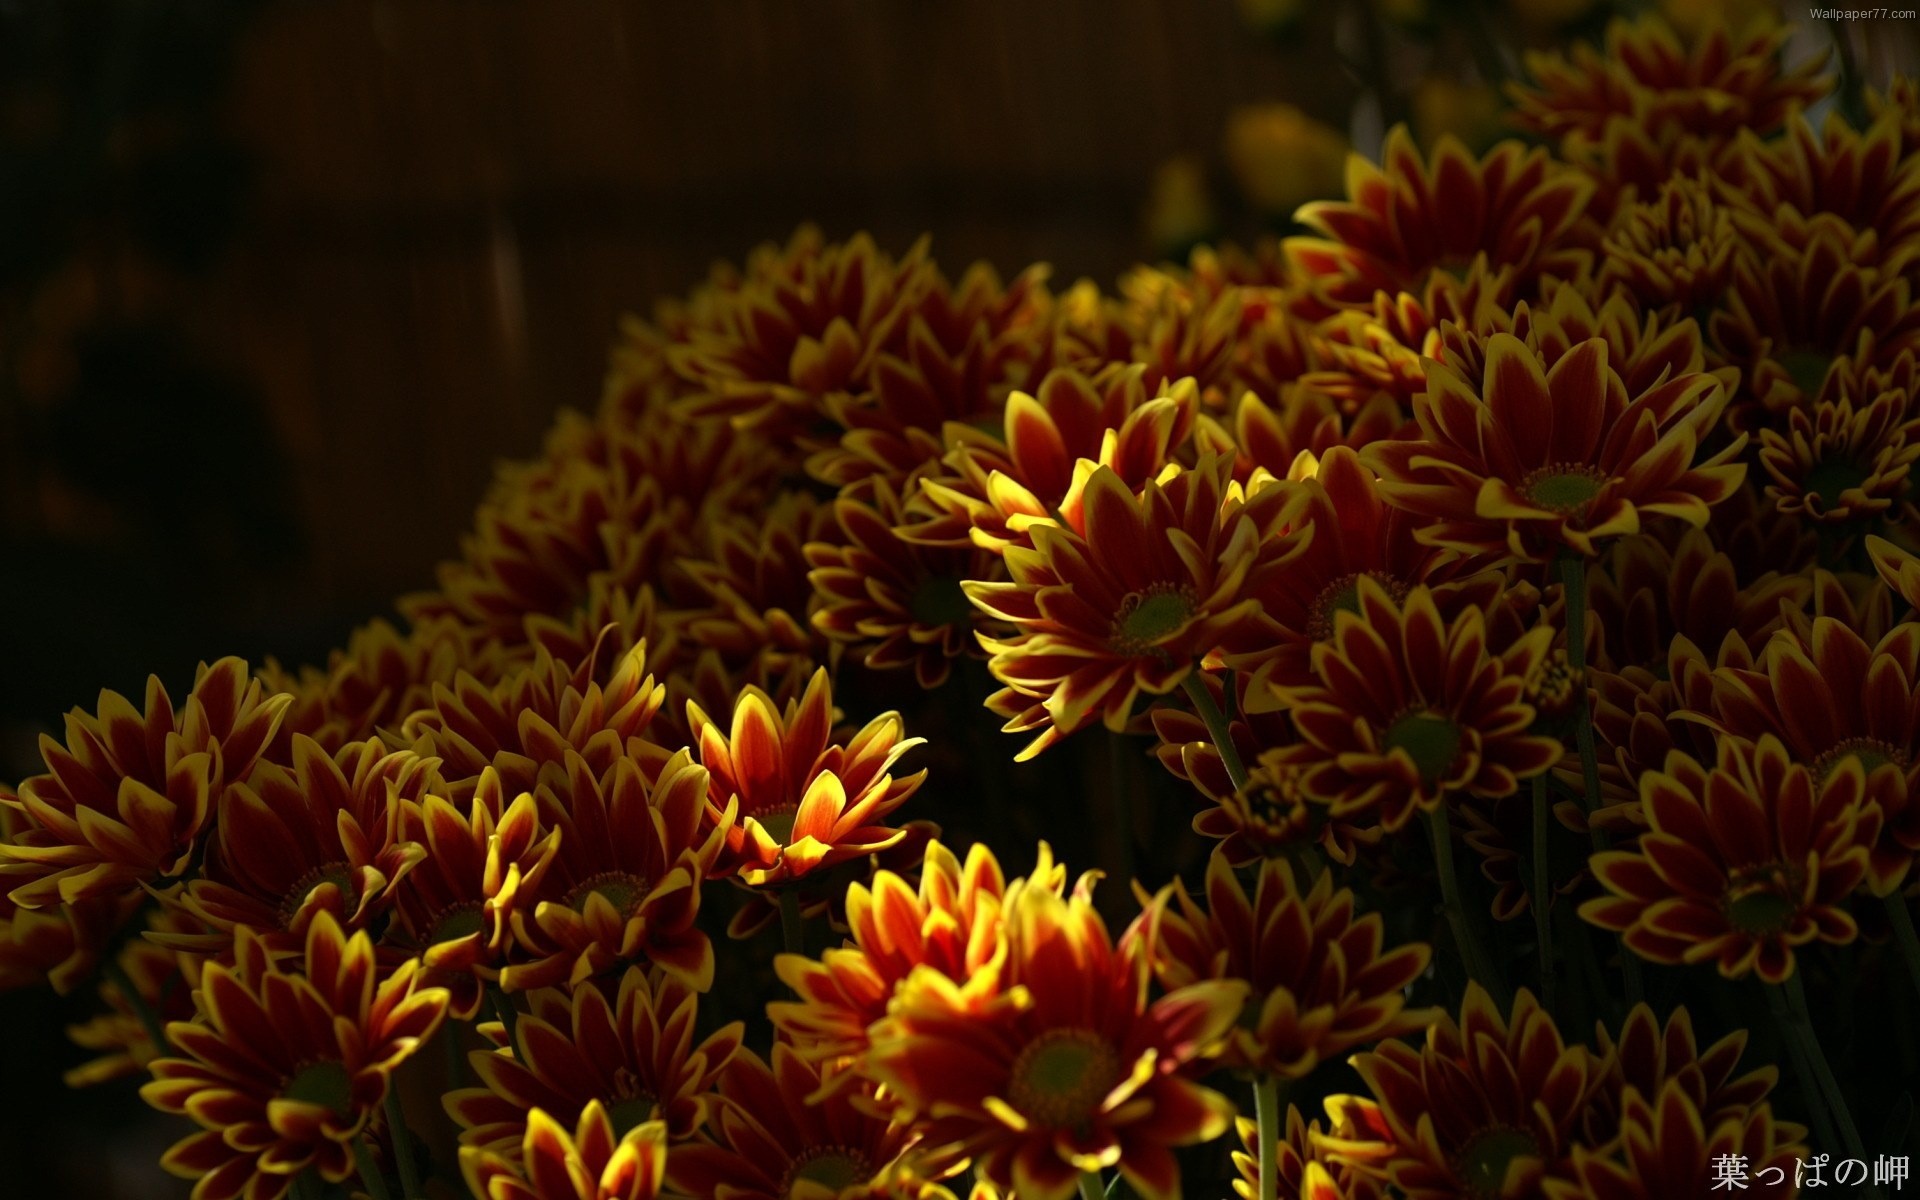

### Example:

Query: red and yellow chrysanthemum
xmin=461 ymin=1105 xmax=668 ymax=1200
xmin=1597 ymin=174 xmax=1738 ymax=312
xmin=448 ymin=965 xmax=741 ymax=1149
xmin=1365 ymin=332 xmax=1744 ymax=562
xmin=1 ymin=657 xmax=290 ymax=910
xmin=864 ymin=868 xmax=1245 ymax=1200
xmin=1264 ymin=580 xmax=1563 ymax=833
xmin=1146 ymin=852 xmax=1433 ymax=1078
xmin=1581 ymin=735 xmax=1878 ymax=982
xmin=964 ymin=456 xmax=1300 ymax=759
xmin=140 ymin=915 xmax=449 ymax=1200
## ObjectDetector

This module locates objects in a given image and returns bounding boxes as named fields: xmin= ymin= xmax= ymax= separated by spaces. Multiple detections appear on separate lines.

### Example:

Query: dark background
xmin=0 ymin=2 xmax=1911 ymax=1196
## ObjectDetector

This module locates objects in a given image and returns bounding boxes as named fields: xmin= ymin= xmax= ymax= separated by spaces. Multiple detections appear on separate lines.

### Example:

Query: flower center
xmin=565 ymin=871 xmax=649 ymax=919
xmin=779 ymin=1145 xmax=873 ymax=1198
xmin=282 ymin=1060 xmax=354 ymax=1117
xmin=1007 ymin=1028 xmax=1122 ymax=1130
xmin=753 ymin=804 xmax=799 ymax=844
xmin=426 ymin=901 xmax=487 ymax=947
xmin=1383 ymin=711 xmax=1463 ymax=787
xmin=1724 ymin=865 xmax=1801 ymax=935
xmin=280 ymin=863 xmax=358 ymax=929
xmin=1520 ymin=465 xmax=1608 ymax=514
xmin=605 ymin=1067 xmax=660 ymax=1137
xmin=1456 ymin=1126 xmax=1541 ymax=1200
xmin=1778 ymin=349 xmax=1833 ymax=396
xmin=1802 ymin=457 xmax=1871 ymax=507
xmin=1110 ymin=583 xmax=1198 ymax=655
xmin=1812 ymin=736 xmax=1906 ymax=780
xmin=909 ymin=574 xmax=974 ymax=628
xmin=1307 ymin=571 xmax=1407 ymax=641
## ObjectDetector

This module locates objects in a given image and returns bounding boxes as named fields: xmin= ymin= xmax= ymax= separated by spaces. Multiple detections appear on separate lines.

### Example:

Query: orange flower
xmin=1146 ymin=852 xmax=1433 ymax=1078
xmin=864 ymin=870 xmax=1245 ymax=1200
xmin=1581 ymin=735 xmax=1877 ymax=982
xmin=461 ymin=1105 xmax=667 ymax=1200
xmin=162 ymin=737 xmax=437 ymax=956
xmin=668 ymin=1043 xmax=948 ymax=1200
xmin=1 ymin=657 xmax=290 ymax=909
xmin=447 ymin=966 xmax=741 ymax=1148
xmin=1287 ymin=127 xmax=1596 ymax=308
xmin=1265 ymin=580 xmax=1562 ymax=833
xmin=1364 ymin=332 xmax=1743 ymax=563
xmin=689 ymin=667 xmax=924 ymax=894
xmin=965 ymin=457 xmax=1299 ymax=759
xmin=503 ymin=750 xmax=729 ymax=993
xmin=1323 ymin=985 xmax=1602 ymax=1200
xmin=140 ymin=915 xmax=449 ymax=1200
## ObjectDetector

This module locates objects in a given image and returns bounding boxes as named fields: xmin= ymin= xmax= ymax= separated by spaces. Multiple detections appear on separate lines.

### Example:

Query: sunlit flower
xmin=1265 ymin=580 xmax=1562 ymax=833
xmin=865 ymin=870 xmax=1245 ymax=1200
xmin=1365 ymin=332 xmax=1744 ymax=562
xmin=668 ymin=1043 xmax=949 ymax=1200
xmin=461 ymin=1105 xmax=667 ymax=1200
xmin=1230 ymin=1104 xmax=1389 ymax=1200
xmin=448 ymin=965 xmax=740 ymax=1149
xmin=1580 ymin=735 xmax=1877 ymax=982
xmin=1146 ymin=852 xmax=1433 ymax=1078
xmin=1322 ymin=985 xmax=1602 ymax=1200
xmin=140 ymin=915 xmax=449 ymax=1200
xmin=965 ymin=457 xmax=1299 ymax=759
xmin=1 ymin=657 xmax=290 ymax=910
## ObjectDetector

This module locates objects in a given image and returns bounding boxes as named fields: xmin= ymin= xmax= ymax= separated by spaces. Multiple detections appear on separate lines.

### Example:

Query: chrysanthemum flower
xmin=140 ymin=915 xmax=449 ymax=1200
xmin=668 ymin=1043 xmax=949 ymax=1200
xmin=1723 ymin=107 xmax=1920 ymax=271
xmin=1584 ymin=526 xmax=1805 ymax=676
xmin=1286 ymin=127 xmax=1596 ymax=308
xmin=160 ymin=737 xmax=436 ymax=955
xmin=1868 ymin=531 xmax=1920 ymax=609
xmin=0 ymin=795 xmax=140 ymax=993
xmin=503 ymin=750 xmax=728 ymax=993
xmin=1146 ymin=852 xmax=1433 ymax=1078
xmin=461 ymin=1105 xmax=667 ymax=1200
xmin=1689 ymin=617 xmax=1920 ymax=892
xmin=806 ymin=476 xmax=1005 ymax=689
xmin=770 ymin=840 xmax=1059 ymax=1081
xmin=447 ymin=966 xmax=741 ymax=1149
xmin=678 ymin=491 xmax=836 ymax=667
xmin=1322 ymin=985 xmax=1602 ymax=1200
xmin=385 ymin=768 xmax=560 ymax=1019
xmin=1300 ymin=259 xmax=1513 ymax=411
xmin=689 ymin=667 xmax=924 ymax=897
xmin=1544 ymin=1078 xmax=1803 ymax=1200
xmin=1597 ymin=175 xmax=1737 ymax=311
xmin=900 ymin=365 xmax=1198 ymax=554
xmin=964 ymin=456 xmax=1299 ymax=759
xmin=1264 ymin=580 xmax=1562 ymax=833
xmin=864 ymin=870 xmax=1245 ymax=1200
xmin=1580 ymin=735 xmax=1877 ymax=982
xmin=1231 ymin=1104 xmax=1388 ymax=1200
xmin=1581 ymin=1003 xmax=1799 ymax=1150
xmin=1 ymin=657 xmax=290 ymax=910
xmin=1756 ymin=383 xmax=1920 ymax=525
xmin=1364 ymin=332 xmax=1743 ymax=562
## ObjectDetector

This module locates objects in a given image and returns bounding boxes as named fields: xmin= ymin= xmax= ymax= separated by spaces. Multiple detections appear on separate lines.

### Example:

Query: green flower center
xmin=1779 ymin=349 xmax=1834 ymax=396
xmin=1724 ymin=865 xmax=1801 ymax=936
xmin=605 ymin=1069 xmax=660 ymax=1137
xmin=780 ymin=1145 xmax=873 ymax=1198
xmin=1007 ymin=1028 xmax=1122 ymax=1130
xmin=565 ymin=871 xmax=649 ymax=919
xmin=1813 ymin=736 xmax=1905 ymax=780
xmin=427 ymin=902 xmax=486 ymax=947
xmin=280 ymin=863 xmax=358 ymax=929
xmin=1110 ymin=584 xmax=1198 ymax=654
xmin=1384 ymin=712 xmax=1463 ymax=787
xmin=909 ymin=574 xmax=973 ymax=628
xmin=1802 ymin=458 xmax=1871 ymax=508
xmin=282 ymin=1060 xmax=354 ymax=1117
xmin=755 ymin=805 xmax=799 ymax=844
xmin=1457 ymin=1126 xmax=1541 ymax=1200
xmin=1307 ymin=571 xmax=1407 ymax=641
xmin=1521 ymin=465 xmax=1608 ymax=514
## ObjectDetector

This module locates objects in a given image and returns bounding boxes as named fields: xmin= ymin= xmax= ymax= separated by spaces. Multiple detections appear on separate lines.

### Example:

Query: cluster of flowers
xmin=5 ymin=10 xmax=1920 ymax=1200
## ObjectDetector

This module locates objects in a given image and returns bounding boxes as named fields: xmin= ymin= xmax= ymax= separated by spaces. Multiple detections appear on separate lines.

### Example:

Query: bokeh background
xmin=1 ymin=1 xmax=1914 ymax=1195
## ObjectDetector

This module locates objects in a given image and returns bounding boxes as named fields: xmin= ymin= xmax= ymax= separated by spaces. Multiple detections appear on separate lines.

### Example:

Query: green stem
xmin=1078 ymin=1170 xmax=1105 ymax=1200
xmin=1772 ymin=972 xmax=1869 ymax=1171
xmin=1885 ymin=892 xmax=1920 ymax=999
xmin=353 ymin=1130 xmax=396 ymax=1200
xmin=486 ymin=983 xmax=519 ymax=1047
xmin=1764 ymin=981 xmax=1844 ymax=1157
xmin=779 ymin=889 xmax=806 ymax=957
xmin=1531 ymin=776 xmax=1555 ymax=1014
xmin=103 ymin=956 xmax=169 ymax=1060
xmin=1180 ymin=671 xmax=1248 ymax=792
xmin=1255 ymin=1074 xmax=1283 ymax=1200
xmin=384 ymin=1085 xmax=423 ymax=1199
xmin=1425 ymin=805 xmax=1510 ymax=1011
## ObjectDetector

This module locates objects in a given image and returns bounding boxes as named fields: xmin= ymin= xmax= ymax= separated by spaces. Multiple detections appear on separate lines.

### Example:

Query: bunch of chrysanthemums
xmin=8 ymin=12 xmax=1920 ymax=1200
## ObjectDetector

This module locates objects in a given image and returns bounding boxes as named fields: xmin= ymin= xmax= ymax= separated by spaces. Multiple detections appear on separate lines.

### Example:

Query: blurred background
xmin=0 ymin=0 xmax=1913 ymax=1195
